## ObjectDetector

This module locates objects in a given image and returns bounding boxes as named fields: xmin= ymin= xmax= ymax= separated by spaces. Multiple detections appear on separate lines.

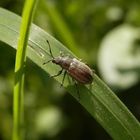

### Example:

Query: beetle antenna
xmin=46 ymin=40 xmax=54 ymax=58
xmin=43 ymin=59 xmax=52 ymax=65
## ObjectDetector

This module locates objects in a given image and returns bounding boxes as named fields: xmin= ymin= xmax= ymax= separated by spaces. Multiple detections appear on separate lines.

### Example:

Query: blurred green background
xmin=0 ymin=0 xmax=140 ymax=140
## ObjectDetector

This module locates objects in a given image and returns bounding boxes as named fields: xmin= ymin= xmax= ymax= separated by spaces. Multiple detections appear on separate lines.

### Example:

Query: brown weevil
xmin=43 ymin=40 xmax=94 ymax=89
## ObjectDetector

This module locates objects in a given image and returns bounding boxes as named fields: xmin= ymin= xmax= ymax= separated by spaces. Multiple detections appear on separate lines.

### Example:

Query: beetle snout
xmin=52 ymin=59 xmax=55 ymax=63
xmin=52 ymin=57 xmax=61 ymax=64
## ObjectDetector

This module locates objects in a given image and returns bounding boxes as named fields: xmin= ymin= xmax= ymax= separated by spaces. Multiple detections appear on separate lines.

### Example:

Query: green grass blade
xmin=0 ymin=8 xmax=140 ymax=140
xmin=40 ymin=0 xmax=81 ymax=56
xmin=13 ymin=0 xmax=38 ymax=140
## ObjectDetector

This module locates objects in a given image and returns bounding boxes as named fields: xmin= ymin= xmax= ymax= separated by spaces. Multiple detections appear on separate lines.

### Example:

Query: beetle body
xmin=44 ymin=40 xmax=94 ymax=86
xmin=52 ymin=56 xmax=93 ymax=84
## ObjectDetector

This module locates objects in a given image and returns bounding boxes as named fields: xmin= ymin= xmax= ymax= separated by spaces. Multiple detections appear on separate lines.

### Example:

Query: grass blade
xmin=13 ymin=1 xmax=38 ymax=140
xmin=0 ymin=8 xmax=140 ymax=140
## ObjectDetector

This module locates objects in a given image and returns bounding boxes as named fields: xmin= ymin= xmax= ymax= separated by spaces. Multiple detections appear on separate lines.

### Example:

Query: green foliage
xmin=0 ymin=7 xmax=140 ymax=140
xmin=13 ymin=1 xmax=38 ymax=140
xmin=0 ymin=0 xmax=140 ymax=140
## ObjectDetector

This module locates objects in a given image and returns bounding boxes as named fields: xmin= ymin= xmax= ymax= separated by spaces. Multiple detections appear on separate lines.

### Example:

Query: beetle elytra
xmin=43 ymin=40 xmax=94 ymax=87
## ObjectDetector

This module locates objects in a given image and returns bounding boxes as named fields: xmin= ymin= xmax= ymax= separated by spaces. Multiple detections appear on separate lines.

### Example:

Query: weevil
xmin=43 ymin=40 xmax=94 ymax=88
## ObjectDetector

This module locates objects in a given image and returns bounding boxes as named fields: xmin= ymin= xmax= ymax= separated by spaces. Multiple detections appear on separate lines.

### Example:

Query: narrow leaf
xmin=0 ymin=8 xmax=140 ymax=140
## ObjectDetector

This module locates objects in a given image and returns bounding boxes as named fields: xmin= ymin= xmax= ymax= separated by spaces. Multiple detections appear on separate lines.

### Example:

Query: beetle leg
xmin=74 ymin=82 xmax=80 ymax=99
xmin=51 ymin=69 xmax=63 ymax=78
xmin=67 ymin=74 xmax=72 ymax=84
xmin=60 ymin=71 xmax=67 ymax=87
xmin=71 ymin=78 xmax=80 ymax=99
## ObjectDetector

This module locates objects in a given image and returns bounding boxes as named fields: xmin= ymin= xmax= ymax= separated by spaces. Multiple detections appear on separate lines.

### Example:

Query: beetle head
xmin=52 ymin=56 xmax=62 ymax=65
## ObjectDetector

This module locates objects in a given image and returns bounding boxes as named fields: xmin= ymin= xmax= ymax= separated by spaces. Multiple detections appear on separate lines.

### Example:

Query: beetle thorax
xmin=52 ymin=56 xmax=73 ymax=70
